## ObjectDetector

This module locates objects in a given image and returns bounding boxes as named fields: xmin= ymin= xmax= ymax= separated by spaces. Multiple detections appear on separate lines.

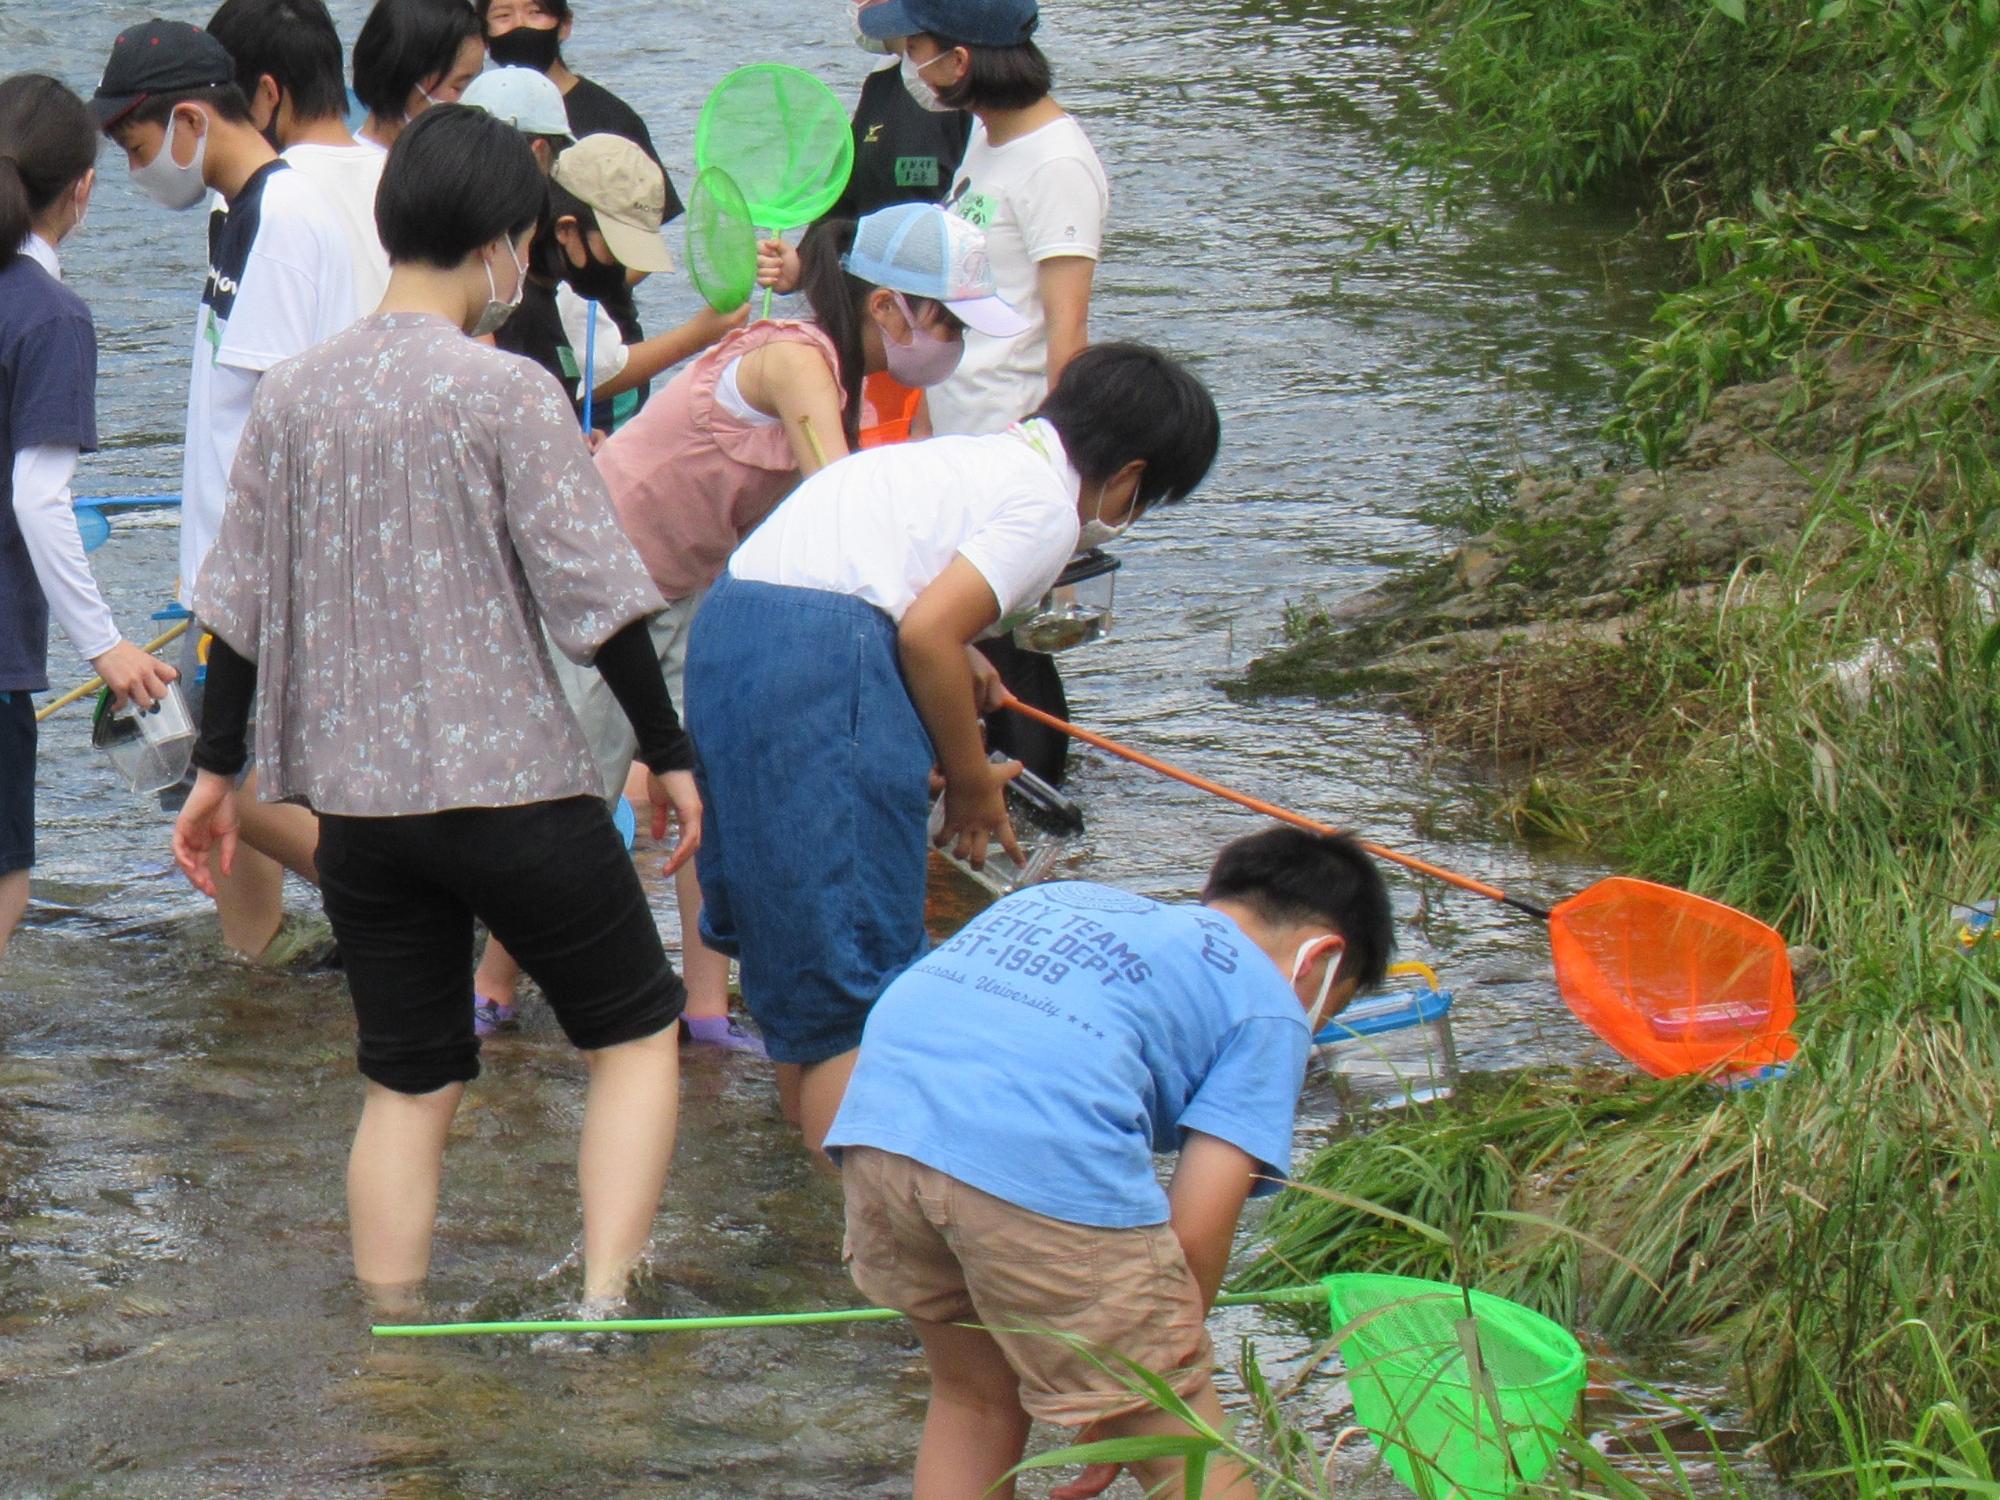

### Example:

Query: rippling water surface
xmin=2 ymin=0 xmax=1675 ymax=1492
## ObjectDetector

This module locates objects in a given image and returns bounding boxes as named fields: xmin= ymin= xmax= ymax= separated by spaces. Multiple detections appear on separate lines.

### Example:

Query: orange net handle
xmin=996 ymin=694 xmax=1549 ymax=920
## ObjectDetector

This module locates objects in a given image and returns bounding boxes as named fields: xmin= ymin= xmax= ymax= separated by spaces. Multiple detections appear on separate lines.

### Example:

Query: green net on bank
xmin=693 ymin=63 xmax=854 ymax=236
xmin=685 ymin=165 xmax=758 ymax=313
xmin=1325 ymin=1273 xmax=1587 ymax=1500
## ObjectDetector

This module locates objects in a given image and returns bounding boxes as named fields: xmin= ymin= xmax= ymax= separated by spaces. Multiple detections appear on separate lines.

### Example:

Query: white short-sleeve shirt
xmin=927 ymin=115 xmax=1109 ymax=437
xmin=727 ymin=419 xmax=1082 ymax=627
xmin=280 ymin=142 xmax=392 ymax=312
xmin=181 ymin=164 xmax=357 ymax=599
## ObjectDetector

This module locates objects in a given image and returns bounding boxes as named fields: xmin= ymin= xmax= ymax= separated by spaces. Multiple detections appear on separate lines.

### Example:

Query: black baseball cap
xmin=92 ymin=19 xmax=236 ymax=131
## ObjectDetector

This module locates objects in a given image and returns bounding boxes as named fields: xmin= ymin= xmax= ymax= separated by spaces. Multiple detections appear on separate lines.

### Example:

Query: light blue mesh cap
xmin=462 ymin=67 xmax=572 ymax=139
xmin=845 ymin=203 xmax=1029 ymax=337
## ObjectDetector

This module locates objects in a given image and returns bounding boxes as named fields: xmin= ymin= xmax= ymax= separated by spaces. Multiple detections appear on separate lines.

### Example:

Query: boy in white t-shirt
xmin=207 ymin=0 xmax=394 ymax=312
xmin=859 ymin=0 xmax=1109 ymax=437
xmin=96 ymin=19 xmax=357 ymax=960
xmin=684 ymin=343 xmax=1220 ymax=1156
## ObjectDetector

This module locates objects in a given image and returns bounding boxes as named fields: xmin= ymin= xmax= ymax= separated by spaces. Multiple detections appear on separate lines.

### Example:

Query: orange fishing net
xmin=1549 ymin=877 xmax=1797 ymax=1077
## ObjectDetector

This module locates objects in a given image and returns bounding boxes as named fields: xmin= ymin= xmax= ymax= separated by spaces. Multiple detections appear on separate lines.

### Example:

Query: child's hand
xmin=965 ymin=645 xmax=1006 ymax=714
xmin=755 ymin=237 xmax=801 ymax=295
xmin=1050 ymin=1424 xmax=1120 ymax=1500
xmin=937 ymin=757 xmax=1022 ymax=869
xmin=1049 ymin=1463 xmax=1122 ymax=1500
xmin=92 ymin=638 xmax=178 ymax=712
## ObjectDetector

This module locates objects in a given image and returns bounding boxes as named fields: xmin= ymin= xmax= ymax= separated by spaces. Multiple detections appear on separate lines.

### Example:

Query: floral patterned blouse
xmin=193 ymin=313 xmax=665 ymax=816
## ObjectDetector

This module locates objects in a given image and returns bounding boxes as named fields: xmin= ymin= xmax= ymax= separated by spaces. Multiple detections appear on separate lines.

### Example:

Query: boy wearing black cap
xmin=94 ymin=19 xmax=356 ymax=959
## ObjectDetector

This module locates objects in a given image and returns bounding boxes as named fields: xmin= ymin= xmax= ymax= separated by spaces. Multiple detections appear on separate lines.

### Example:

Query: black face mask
xmin=257 ymin=85 xmax=284 ymax=151
xmin=563 ymin=236 xmax=627 ymax=303
xmin=487 ymin=23 xmax=562 ymax=71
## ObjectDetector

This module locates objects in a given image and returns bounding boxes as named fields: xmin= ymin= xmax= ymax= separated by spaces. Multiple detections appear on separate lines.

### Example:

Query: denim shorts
xmin=0 ymin=691 xmax=34 ymax=877
xmin=684 ymin=575 xmax=934 ymax=1066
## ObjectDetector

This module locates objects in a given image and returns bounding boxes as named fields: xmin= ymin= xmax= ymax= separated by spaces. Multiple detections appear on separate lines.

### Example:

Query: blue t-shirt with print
xmin=0 ymin=252 xmax=98 ymax=692
xmin=825 ymin=881 xmax=1312 ymax=1228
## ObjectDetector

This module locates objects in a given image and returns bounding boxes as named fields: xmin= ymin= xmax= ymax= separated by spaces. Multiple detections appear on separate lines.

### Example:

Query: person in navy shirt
xmin=827 ymin=827 xmax=1394 ymax=1500
xmin=0 ymin=73 xmax=178 ymax=965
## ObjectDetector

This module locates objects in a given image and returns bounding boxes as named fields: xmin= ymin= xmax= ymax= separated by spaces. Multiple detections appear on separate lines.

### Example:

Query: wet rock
xmin=1242 ymin=358 xmax=1902 ymax=701
xmin=1455 ymin=546 xmax=1506 ymax=591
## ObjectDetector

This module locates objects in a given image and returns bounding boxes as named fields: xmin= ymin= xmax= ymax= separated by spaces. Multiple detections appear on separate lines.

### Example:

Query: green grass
xmin=1250 ymin=1 xmax=2000 ymax=1478
xmin=1003 ymin=1308 xmax=1996 ymax=1499
xmin=1238 ymin=488 xmax=2000 ymax=1472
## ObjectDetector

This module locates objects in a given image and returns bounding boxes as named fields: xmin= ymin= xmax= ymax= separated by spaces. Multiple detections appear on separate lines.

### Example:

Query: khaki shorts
xmin=549 ymin=590 xmax=705 ymax=803
xmin=840 ymin=1146 xmax=1216 ymax=1425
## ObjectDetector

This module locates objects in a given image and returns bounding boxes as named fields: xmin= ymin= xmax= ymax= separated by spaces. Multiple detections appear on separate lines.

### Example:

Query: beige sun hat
xmin=552 ymin=133 xmax=676 ymax=274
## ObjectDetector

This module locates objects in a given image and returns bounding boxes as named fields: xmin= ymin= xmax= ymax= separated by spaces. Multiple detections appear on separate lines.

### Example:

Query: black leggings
xmin=317 ymin=797 xmax=685 ymax=1094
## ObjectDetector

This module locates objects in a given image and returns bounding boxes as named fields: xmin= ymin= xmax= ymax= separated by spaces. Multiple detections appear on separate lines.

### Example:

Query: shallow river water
xmin=3 ymin=0 xmax=1694 ymax=1494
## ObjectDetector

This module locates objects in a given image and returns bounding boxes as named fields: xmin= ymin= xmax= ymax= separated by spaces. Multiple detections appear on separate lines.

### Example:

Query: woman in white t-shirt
xmin=682 ymin=344 xmax=1219 ymax=1157
xmin=858 ymin=0 xmax=1107 ymax=438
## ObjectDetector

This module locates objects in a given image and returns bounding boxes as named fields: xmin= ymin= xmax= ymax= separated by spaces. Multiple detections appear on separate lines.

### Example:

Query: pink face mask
xmin=878 ymin=291 xmax=964 ymax=387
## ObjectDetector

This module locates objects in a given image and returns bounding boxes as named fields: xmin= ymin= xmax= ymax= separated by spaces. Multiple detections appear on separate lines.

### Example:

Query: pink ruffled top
xmin=595 ymin=319 xmax=844 ymax=601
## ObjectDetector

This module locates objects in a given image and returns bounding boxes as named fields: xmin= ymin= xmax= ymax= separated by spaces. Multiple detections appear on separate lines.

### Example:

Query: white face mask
xmin=1076 ymin=483 xmax=1136 ymax=553
xmin=404 ymin=84 xmax=443 ymax=126
xmin=1290 ymin=936 xmax=1347 ymax=1034
xmin=468 ymin=238 xmax=529 ymax=337
xmin=900 ymin=48 xmax=959 ymax=113
xmin=130 ymin=111 xmax=208 ymax=212
xmin=61 ymin=179 xmax=91 ymax=244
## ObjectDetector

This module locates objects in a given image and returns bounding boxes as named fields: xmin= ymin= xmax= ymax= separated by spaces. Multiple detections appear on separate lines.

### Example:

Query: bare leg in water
xmin=0 ymin=869 xmax=27 ymax=965
xmin=348 ymin=1025 xmax=680 ymax=1303
xmin=776 ymin=1047 xmax=860 ymax=1158
xmin=211 ymin=767 xmax=319 ymax=959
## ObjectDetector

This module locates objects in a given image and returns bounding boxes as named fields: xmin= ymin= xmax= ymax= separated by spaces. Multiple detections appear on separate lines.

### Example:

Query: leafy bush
xmin=1391 ymin=0 xmax=1884 ymax=212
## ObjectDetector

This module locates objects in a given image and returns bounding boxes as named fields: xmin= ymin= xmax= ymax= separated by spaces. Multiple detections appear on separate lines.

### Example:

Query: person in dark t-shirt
xmin=476 ymin=0 xmax=682 ymax=390
xmin=496 ymin=141 xmax=737 ymax=437
xmin=832 ymin=58 xmax=971 ymax=219
xmin=0 ymin=72 xmax=178 ymax=964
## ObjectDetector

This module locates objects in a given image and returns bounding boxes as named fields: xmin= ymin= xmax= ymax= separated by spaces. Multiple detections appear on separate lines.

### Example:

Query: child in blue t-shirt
xmin=825 ymin=827 xmax=1394 ymax=1500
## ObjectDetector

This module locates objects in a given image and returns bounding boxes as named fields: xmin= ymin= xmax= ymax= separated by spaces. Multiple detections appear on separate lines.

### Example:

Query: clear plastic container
xmin=1314 ymin=961 xmax=1461 ymax=1107
xmin=92 ymin=682 xmax=195 ymax=795
xmin=1011 ymin=549 xmax=1120 ymax=654
xmin=928 ymin=754 xmax=1083 ymax=899
xmin=1645 ymin=998 xmax=1772 ymax=1043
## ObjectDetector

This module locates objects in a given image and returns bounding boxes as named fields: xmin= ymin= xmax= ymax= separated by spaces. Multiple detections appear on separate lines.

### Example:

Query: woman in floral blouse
xmin=172 ymin=105 xmax=696 ymax=1308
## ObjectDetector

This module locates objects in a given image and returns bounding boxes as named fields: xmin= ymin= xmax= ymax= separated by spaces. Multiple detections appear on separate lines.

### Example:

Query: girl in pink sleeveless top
xmin=476 ymin=207 xmax=982 ymax=1055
